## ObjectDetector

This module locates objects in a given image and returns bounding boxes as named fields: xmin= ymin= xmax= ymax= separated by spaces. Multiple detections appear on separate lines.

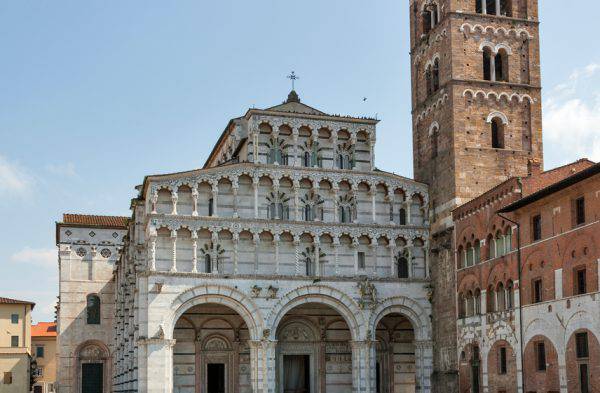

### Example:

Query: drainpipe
xmin=496 ymin=177 xmax=525 ymax=393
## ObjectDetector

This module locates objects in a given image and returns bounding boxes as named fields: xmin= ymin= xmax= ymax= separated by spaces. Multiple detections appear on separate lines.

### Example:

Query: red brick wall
xmin=523 ymin=335 xmax=560 ymax=392
xmin=566 ymin=330 xmax=600 ymax=393
xmin=487 ymin=340 xmax=518 ymax=393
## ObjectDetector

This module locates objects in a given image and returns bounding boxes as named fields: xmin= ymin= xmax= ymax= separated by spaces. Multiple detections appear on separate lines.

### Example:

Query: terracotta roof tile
xmin=61 ymin=214 xmax=129 ymax=228
xmin=0 ymin=297 xmax=35 ymax=307
xmin=31 ymin=322 xmax=57 ymax=337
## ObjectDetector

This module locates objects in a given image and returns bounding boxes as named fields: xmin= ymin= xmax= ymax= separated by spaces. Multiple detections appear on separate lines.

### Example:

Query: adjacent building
xmin=0 ymin=297 xmax=35 ymax=393
xmin=57 ymin=93 xmax=433 ymax=393
xmin=32 ymin=322 xmax=58 ymax=393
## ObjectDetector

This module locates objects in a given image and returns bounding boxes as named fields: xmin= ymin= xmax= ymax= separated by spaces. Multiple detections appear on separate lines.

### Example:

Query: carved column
xmin=424 ymin=239 xmax=430 ymax=278
xmin=406 ymin=200 xmax=412 ymax=225
xmin=170 ymin=190 xmax=178 ymax=215
xmin=253 ymin=177 xmax=260 ymax=219
xmin=233 ymin=232 xmax=239 ymax=274
xmin=414 ymin=340 xmax=433 ymax=392
xmin=148 ymin=233 xmax=157 ymax=271
xmin=389 ymin=240 xmax=396 ymax=278
xmin=353 ymin=238 xmax=359 ymax=274
xmin=314 ymin=238 xmax=321 ymax=276
xmin=293 ymin=180 xmax=300 ymax=221
xmin=249 ymin=340 xmax=277 ymax=393
xmin=313 ymin=184 xmax=321 ymax=221
xmin=211 ymin=232 xmax=219 ymax=273
xmin=232 ymin=180 xmax=239 ymax=218
xmin=482 ymin=0 xmax=487 ymax=14
xmin=170 ymin=230 xmax=177 ymax=273
xmin=351 ymin=185 xmax=359 ymax=223
xmin=332 ymin=185 xmax=339 ymax=223
xmin=333 ymin=237 xmax=340 ymax=276
xmin=351 ymin=340 xmax=377 ymax=393
xmin=253 ymin=233 xmax=260 ymax=274
xmin=407 ymin=240 xmax=414 ymax=278
xmin=191 ymin=187 xmax=199 ymax=217
xmin=495 ymin=0 xmax=501 ymax=15
xmin=273 ymin=179 xmax=280 ymax=219
xmin=490 ymin=53 xmax=496 ymax=82
xmin=370 ymin=239 xmax=377 ymax=276
xmin=191 ymin=231 xmax=198 ymax=273
xmin=274 ymin=234 xmax=280 ymax=275
xmin=211 ymin=184 xmax=219 ymax=217
xmin=369 ymin=134 xmax=376 ymax=171
xmin=292 ymin=130 xmax=299 ymax=167
xmin=294 ymin=234 xmax=301 ymax=275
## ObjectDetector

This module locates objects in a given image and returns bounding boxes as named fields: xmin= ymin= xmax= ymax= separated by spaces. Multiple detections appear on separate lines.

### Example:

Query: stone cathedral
xmin=54 ymin=0 xmax=551 ymax=392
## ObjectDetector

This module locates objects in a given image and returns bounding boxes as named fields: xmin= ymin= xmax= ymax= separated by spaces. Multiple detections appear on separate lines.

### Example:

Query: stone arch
xmin=564 ymin=310 xmax=598 ymax=344
xmin=428 ymin=121 xmax=440 ymax=136
xmin=266 ymin=285 xmax=365 ymax=340
xmin=369 ymin=296 xmax=431 ymax=341
xmin=486 ymin=111 xmax=508 ymax=125
xmin=165 ymin=284 xmax=263 ymax=341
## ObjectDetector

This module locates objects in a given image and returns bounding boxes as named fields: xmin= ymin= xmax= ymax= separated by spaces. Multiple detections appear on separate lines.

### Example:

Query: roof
xmin=61 ymin=214 xmax=129 ymax=228
xmin=0 ymin=297 xmax=35 ymax=309
xmin=264 ymin=90 xmax=327 ymax=115
xmin=31 ymin=322 xmax=57 ymax=338
xmin=499 ymin=162 xmax=600 ymax=213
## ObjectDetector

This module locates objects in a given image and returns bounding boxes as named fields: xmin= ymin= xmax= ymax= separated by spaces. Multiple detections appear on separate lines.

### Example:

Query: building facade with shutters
xmin=56 ymin=93 xmax=433 ymax=393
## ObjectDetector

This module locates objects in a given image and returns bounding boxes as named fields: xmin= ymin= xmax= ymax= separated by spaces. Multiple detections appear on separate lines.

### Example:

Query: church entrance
xmin=276 ymin=303 xmax=352 ymax=393
xmin=207 ymin=363 xmax=225 ymax=393
xmin=283 ymin=355 xmax=310 ymax=393
xmin=375 ymin=313 xmax=416 ymax=393
xmin=81 ymin=363 xmax=103 ymax=393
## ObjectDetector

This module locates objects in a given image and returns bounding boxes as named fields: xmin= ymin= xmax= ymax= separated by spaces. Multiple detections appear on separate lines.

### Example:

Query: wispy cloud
xmin=0 ymin=154 xmax=34 ymax=196
xmin=45 ymin=162 xmax=77 ymax=178
xmin=544 ymin=63 xmax=600 ymax=163
xmin=10 ymin=247 xmax=56 ymax=268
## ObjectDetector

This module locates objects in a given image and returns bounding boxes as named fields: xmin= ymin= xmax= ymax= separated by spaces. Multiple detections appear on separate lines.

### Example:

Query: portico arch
xmin=165 ymin=284 xmax=263 ymax=341
xmin=266 ymin=285 xmax=365 ymax=340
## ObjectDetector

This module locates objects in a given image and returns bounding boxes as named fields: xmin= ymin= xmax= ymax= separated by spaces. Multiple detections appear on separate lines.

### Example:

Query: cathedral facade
xmin=56 ymin=93 xmax=433 ymax=393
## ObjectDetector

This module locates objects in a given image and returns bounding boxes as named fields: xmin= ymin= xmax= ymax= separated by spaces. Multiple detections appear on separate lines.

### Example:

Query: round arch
xmin=266 ymin=285 xmax=365 ymax=340
xmin=165 ymin=284 xmax=263 ymax=341
xmin=369 ymin=296 xmax=431 ymax=341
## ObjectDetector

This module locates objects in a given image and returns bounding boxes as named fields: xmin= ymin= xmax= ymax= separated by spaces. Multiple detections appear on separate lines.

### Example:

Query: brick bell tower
xmin=408 ymin=0 xmax=543 ymax=391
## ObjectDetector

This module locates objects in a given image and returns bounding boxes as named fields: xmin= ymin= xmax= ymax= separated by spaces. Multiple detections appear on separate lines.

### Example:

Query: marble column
xmin=191 ymin=231 xmax=198 ymax=273
xmin=170 ymin=230 xmax=177 ymax=273
xmin=249 ymin=340 xmax=277 ymax=393
xmin=351 ymin=340 xmax=377 ymax=393
xmin=191 ymin=187 xmax=199 ymax=217
xmin=170 ymin=191 xmax=178 ymax=215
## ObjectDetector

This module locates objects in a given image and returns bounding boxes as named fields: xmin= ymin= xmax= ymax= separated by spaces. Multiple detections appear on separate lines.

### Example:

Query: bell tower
xmin=409 ymin=0 xmax=542 ymax=391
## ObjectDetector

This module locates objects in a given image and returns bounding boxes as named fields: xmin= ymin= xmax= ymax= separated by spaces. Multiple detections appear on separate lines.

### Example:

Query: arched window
xmin=305 ymin=257 xmax=312 ymax=276
xmin=204 ymin=254 xmax=212 ymax=273
xmin=86 ymin=295 xmax=100 ymax=325
xmin=303 ymin=151 xmax=311 ymax=167
xmin=423 ymin=9 xmax=433 ymax=34
xmin=495 ymin=49 xmax=509 ymax=82
xmin=474 ymin=240 xmax=481 ymax=264
xmin=339 ymin=205 xmax=353 ymax=223
xmin=432 ymin=59 xmax=440 ymax=91
xmin=399 ymin=208 xmax=407 ymax=225
xmin=496 ymin=282 xmax=506 ymax=311
xmin=486 ymin=234 xmax=495 ymax=260
xmin=398 ymin=257 xmax=409 ymax=278
xmin=500 ymin=0 xmax=512 ymax=16
xmin=495 ymin=230 xmax=505 ymax=257
xmin=506 ymin=281 xmax=514 ymax=309
xmin=466 ymin=291 xmax=474 ymax=317
xmin=303 ymin=205 xmax=313 ymax=221
xmin=430 ymin=126 xmax=439 ymax=159
xmin=504 ymin=227 xmax=512 ymax=254
xmin=474 ymin=289 xmax=482 ymax=315
xmin=483 ymin=47 xmax=493 ymax=81
xmin=491 ymin=118 xmax=505 ymax=149
xmin=457 ymin=246 xmax=465 ymax=269
xmin=466 ymin=243 xmax=474 ymax=267
xmin=426 ymin=66 xmax=433 ymax=96
xmin=458 ymin=293 xmax=466 ymax=318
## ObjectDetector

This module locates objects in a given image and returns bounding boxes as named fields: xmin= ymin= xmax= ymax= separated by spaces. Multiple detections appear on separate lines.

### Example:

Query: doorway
xmin=207 ymin=364 xmax=225 ymax=393
xmin=283 ymin=355 xmax=310 ymax=393
xmin=81 ymin=363 xmax=103 ymax=393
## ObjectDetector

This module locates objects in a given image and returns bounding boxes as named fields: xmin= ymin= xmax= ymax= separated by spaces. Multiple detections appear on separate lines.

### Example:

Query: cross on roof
xmin=287 ymin=71 xmax=299 ymax=90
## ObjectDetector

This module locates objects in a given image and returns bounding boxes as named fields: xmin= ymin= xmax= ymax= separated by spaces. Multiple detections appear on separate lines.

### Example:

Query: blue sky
xmin=1 ymin=1 xmax=599 ymax=322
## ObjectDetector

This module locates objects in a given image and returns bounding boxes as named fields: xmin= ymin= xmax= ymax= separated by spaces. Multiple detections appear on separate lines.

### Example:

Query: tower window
xmin=397 ymin=257 xmax=409 ymax=278
xmin=358 ymin=252 xmax=366 ymax=270
xmin=430 ymin=126 xmax=439 ymax=158
xmin=495 ymin=49 xmax=509 ymax=82
xmin=86 ymin=294 xmax=101 ymax=325
xmin=491 ymin=118 xmax=505 ymax=149
xmin=532 ymin=214 xmax=542 ymax=241
xmin=575 ymin=196 xmax=586 ymax=226
xmin=399 ymin=208 xmax=407 ymax=225
xmin=204 ymin=254 xmax=212 ymax=273
xmin=208 ymin=198 xmax=214 ymax=216
xmin=432 ymin=59 xmax=440 ymax=91
xmin=483 ymin=48 xmax=493 ymax=81
xmin=426 ymin=66 xmax=433 ymax=96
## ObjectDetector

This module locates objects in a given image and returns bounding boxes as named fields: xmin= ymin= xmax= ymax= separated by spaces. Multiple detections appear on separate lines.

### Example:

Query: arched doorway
xmin=172 ymin=304 xmax=250 ymax=393
xmin=275 ymin=303 xmax=352 ymax=393
xmin=374 ymin=313 xmax=416 ymax=393
xmin=76 ymin=341 xmax=110 ymax=393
